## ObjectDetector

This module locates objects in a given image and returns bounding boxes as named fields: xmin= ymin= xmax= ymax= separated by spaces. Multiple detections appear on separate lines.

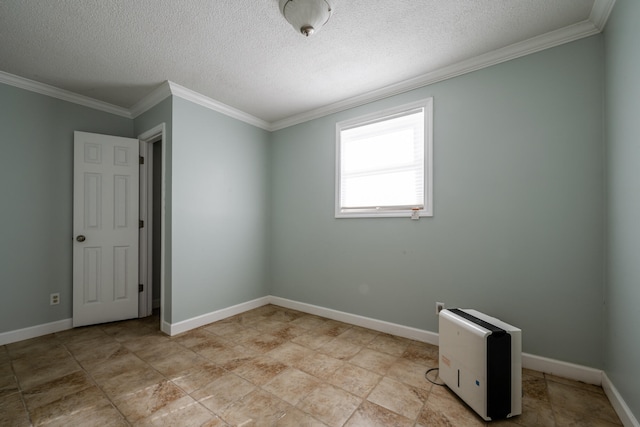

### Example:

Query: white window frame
xmin=335 ymin=97 xmax=433 ymax=218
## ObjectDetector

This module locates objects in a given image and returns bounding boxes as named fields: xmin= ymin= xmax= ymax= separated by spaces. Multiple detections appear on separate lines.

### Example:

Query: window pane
xmin=342 ymin=170 xmax=424 ymax=207
xmin=343 ymin=128 xmax=417 ymax=173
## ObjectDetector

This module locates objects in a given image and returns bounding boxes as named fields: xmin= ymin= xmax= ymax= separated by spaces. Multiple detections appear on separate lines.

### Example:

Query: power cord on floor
xmin=424 ymin=367 xmax=446 ymax=386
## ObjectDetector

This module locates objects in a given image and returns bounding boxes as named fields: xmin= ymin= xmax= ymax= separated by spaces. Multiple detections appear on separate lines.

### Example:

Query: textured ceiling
xmin=0 ymin=0 xmax=602 ymax=125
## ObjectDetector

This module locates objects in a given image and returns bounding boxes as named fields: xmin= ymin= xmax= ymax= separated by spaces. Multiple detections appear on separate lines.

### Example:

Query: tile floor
xmin=0 ymin=305 xmax=622 ymax=426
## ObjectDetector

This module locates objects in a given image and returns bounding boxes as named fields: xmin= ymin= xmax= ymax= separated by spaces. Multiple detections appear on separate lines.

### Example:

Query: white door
xmin=73 ymin=131 xmax=140 ymax=327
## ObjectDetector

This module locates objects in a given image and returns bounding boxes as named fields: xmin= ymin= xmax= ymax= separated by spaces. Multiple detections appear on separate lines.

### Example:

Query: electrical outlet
xmin=436 ymin=302 xmax=445 ymax=315
xmin=50 ymin=293 xmax=60 ymax=305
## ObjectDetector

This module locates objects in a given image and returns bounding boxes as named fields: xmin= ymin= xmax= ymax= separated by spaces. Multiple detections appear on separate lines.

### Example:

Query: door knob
xmin=76 ymin=235 xmax=86 ymax=242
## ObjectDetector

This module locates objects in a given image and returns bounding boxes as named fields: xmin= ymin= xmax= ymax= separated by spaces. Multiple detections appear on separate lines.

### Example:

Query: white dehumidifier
xmin=438 ymin=308 xmax=522 ymax=421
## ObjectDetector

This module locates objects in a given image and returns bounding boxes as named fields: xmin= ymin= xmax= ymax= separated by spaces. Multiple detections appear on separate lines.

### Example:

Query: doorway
xmin=138 ymin=124 xmax=166 ymax=328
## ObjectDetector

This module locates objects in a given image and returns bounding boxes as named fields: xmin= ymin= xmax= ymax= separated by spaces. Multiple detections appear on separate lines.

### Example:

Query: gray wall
xmin=0 ymin=83 xmax=133 ymax=333
xmin=604 ymin=0 xmax=640 ymax=417
xmin=270 ymin=36 xmax=605 ymax=367
xmin=170 ymin=97 xmax=271 ymax=324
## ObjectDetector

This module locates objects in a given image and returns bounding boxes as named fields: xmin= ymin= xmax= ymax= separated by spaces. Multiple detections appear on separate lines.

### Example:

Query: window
xmin=335 ymin=98 xmax=433 ymax=218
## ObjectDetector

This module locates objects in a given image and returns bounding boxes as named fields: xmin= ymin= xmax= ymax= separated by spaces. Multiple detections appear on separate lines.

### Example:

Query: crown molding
xmin=129 ymin=81 xmax=172 ymax=118
xmin=1 ymin=0 xmax=616 ymax=131
xmin=0 ymin=70 xmax=131 ymax=118
xmin=590 ymin=0 xmax=617 ymax=31
xmin=269 ymin=18 xmax=602 ymax=131
xmin=167 ymin=81 xmax=272 ymax=131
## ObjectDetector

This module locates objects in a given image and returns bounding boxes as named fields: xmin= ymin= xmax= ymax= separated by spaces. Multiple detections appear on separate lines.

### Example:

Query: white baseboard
xmin=602 ymin=373 xmax=640 ymax=427
xmin=521 ymin=352 xmax=603 ymax=385
xmin=268 ymin=296 xmax=439 ymax=345
xmin=164 ymin=296 xmax=271 ymax=336
xmin=0 ymin=318 xmax=73 ymax=346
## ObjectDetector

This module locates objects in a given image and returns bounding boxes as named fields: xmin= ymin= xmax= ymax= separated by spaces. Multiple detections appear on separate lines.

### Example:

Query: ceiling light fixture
xmin=279 ymin=0 xmax=333 ymax=37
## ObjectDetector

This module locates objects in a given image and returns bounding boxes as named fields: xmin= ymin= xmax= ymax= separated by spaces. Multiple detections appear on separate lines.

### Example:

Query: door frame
xmin=138 ymin=123 xmax=167 ymax=328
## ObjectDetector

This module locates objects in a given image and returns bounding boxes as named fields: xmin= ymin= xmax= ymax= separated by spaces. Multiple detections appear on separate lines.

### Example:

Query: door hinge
xmin=139 ymin=156 xmax=144 ymax=165
xmin=139 ymin=284 xmax=143 ymax=292
xmin=139 ymin=220 xmax=144 ymax=228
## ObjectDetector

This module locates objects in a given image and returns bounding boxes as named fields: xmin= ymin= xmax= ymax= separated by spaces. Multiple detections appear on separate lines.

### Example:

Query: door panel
xmin=73 ymin=131 xmax=139 ymax=327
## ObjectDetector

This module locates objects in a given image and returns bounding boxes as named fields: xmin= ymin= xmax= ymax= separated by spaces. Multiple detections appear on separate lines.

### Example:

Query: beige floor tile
xmin=298 ymin=383 xmax=361 ymax=427
xmin=545 ymin=373 xmax=606 ymax=395
xmin=197 ymin=344 xmax=256 ymax=370
xmin=344 ymin=400 xmax=414 ymax=427
xmin=89 ymin=351 xmax=149 ymax=382
xmin=232 ymin=354 xmax=288 ymax=386
xmin=192 ymin=372 xmax=257 ymax=413
xmin=170 ymin=329 xmax=220 ymax=349
xmin=145 ymin=347 xmax=204 ymax=377
xmin=55 ymin=325 xmax=110 ymax=346
xmin=275 ymin=407 xmax=328 ymax=426
xmin=419 ymin=385 xmax=485 ymax=427
xmin=294 ymin=352 xmax=344 ymax=380
xmin=292 ymin=331 xmax=335 ymax=350
xmin=315 ymin=320 xmax=353 ymax=337
xmin=327 ymin=363 xmax=381 ymax=397
xmin=102 ymin=322 xmax=157 ymax=344
xmin=6 ymin=335 xmax=63 ymax=360
xmin=366 ymin=334 xmax=411 ymax=357
xmin=318 ymin=337 xmax=363 ymax=360
xmin=547 ymin=381 xmax=621 ymax=425
xmin=337 ymin=326 xmax=379 ymax=346
xmin=12 ymin=353 xmax=81 ymax=391
xmin=290 ymin=314 xmax=329 ymax=330
xmin=349 ymin=348 xmax=397 ymax=375
xmin=386 ymin=357 xmax=434 ymax=391
xmin=170 ymin=361 xmax=227 ymax=394
xmin=0 ymin=346 xmax=10 ymax=363
xmin=113 ymin=379 xmax=192 ymax=422
xmin=135 ymin=400 xmax=218 ymax=427
xmin=266 ymin=341 xmax=314 ymax=365
xmin=0 ymin=360 xmax=12 ymax=376
xmin=226 ymin=311 xmax=268 ymax=327
xmin=0 ymin=366 xmax=19 ymax=399
xmin=510 ymin=397 xmax=556 ymax=426
xmin=201 ymin=415 xmax=231 ymax=427
xmin=266 ymin=307 xmax=306 ymax=323
xmin=29 ymin=385 xmax=121 ymax=427
xmin=271 ymin=323 xmax=309 ymax=341
xmin=401 ymin=342 xmax=439 ymax=366
xmin=523 ymin=373 xmax=550 ymax=402
xmin=121 ymin=331 xmax=171 ymax=354
xmin=367 ymin=376 xmax=429 ymax=420
xmin=263 ymin=367 xmax=320 ymax=405
xmin=218 ymin=389 xmax=289 ymax=426
xmin=100 ymin=365 xmax=165 ymax=397
xmin=68 ymin=338 xmax=128 ymax=371
xmin=203 ymin=320 xmax=253 ymax=338
xmin=237 ymin=332 xmax=286 ymax=353
xmin=135 ymin=340 xmax=186 ymax=362
xmin=523 ymin=368 xmax=544 ymax=379
xmin=253 ymin=318 xmax=289 ymax=334
xmin=22 ymin=370 xmax=93 ymax=411
xmin=0 ymin=391 xmax=30 ymax=427
xmin=553 ymin=406 xmax=623 ymax=426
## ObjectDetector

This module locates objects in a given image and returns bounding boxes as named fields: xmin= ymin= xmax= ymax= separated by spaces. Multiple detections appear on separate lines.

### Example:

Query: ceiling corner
xmin=129 ymin=82 xmax=173 ymax=119
xmin=589 ymin=0 xmax=617 ymax=31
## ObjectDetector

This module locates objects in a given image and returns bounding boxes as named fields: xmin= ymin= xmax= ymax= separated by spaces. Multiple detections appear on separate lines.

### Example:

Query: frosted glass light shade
xmin=279 ymin=0 xmax=333 ymax=37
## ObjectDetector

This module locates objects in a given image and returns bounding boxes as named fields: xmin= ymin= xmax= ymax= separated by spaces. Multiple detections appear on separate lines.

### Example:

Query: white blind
xmin=339 ymin=108 xmax=425 ymax=212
